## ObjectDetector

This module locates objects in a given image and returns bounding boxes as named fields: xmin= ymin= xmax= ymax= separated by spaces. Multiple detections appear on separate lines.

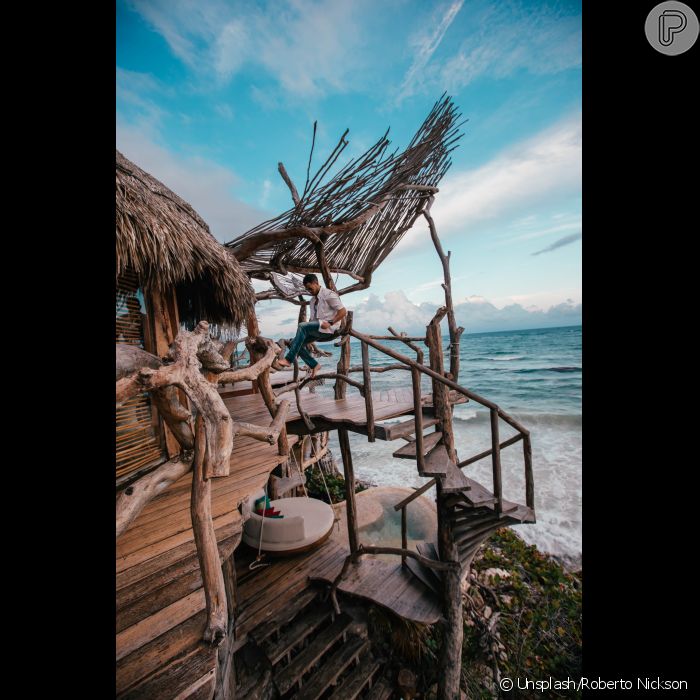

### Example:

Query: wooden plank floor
xmin=233 ymin=528 xmax=442 ymax=637
xmin=116 ymin=426 xmax=297 ymax=696
xmin=233 ymin=538 xmax=348 ymax=646
xmin=222 ymin=386 xmax=419 ymax=432
xmin=116 ymin=381 xmax=449 ymax=695
xmin=308 ymin=555 xmax=442 ymax=625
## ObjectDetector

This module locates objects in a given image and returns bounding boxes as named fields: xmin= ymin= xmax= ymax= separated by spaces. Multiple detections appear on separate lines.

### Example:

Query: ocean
xmin=317 ymin=325 xmax=582 ymax=570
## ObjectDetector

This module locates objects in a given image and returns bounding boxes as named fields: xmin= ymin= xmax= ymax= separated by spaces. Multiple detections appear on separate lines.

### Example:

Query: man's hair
xmin=302 ymin=273 xmax=319 ymax=285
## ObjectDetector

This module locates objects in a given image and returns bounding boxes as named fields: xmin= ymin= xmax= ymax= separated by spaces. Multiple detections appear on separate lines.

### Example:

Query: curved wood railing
xmin=349 ymin=324 xmax=534 ymax=517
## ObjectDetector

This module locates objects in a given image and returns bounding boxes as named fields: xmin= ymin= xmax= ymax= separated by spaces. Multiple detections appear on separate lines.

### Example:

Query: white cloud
xmin=496 ymin=219 xmax=582 ymax=245
xmin=116 ymin=67 xmax=170 ymax=132
xmin=396 ymin=0 xmax=464 ymax=103
xmin=116 ymin=123 xmax=268 ymax=242
xmin=404 ymin=0 xmax=581 ymax=97
xmin=128 ymin=0 xmax=375 ymax=98
xmin=396 ymin=112 xmax=582 ymax=252
xmin=252 ymin=288 xmax=581 ymax=337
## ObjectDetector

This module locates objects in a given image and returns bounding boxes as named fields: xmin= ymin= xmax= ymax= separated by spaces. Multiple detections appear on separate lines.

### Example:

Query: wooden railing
xmin=348 ymin=324 xmax=534 ymax=521
xmin=275 ymin=314 xmax=535 ymax=537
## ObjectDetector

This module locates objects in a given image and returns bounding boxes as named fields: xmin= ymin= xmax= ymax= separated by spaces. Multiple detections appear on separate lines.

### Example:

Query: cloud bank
xmin=255 ymin=290 xmax=581 ymax=338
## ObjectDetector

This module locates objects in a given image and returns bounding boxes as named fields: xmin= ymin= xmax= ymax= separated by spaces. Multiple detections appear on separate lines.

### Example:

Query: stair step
xmin=455 ymin=519 xmax=502 ymax=547
xmin=500 ymin=503 xmax=536 ymax=523
xmin=405 ymin=556 xmax=442 ymax=595
xmin=437 ymin=460 xmax=471 ymax=493
xmin=294 ymin=635 xmax=369 ymax=700
xmin=420 ymin=444 xmax=451 ymax=477
xmin=327 ymin=652 xmax=381 ymax=700
xmin=365 ymin=678 xmax=394 ymax=700
xmin=416 ymin=542 xmax=443 ymax=586
xmin=274 ymin=613 xmax=353 ymax=695
xmin=453 ymin=514 xmax=502 ymax=535
xmin=459 ymin=542 xmax=482 ymax=567
xmin=248 ymin=589 xmax=319 ymax=645
xmin=378 ymin=413 xmax=439 ymax=441
xmin=445 ymin=478 xmax=499 ymax=508
xmin=393 ymin=431 xmax=442 ymax=460
xmin=269 ymin=473 xmax=306 ymax=499
xmin=262 ymin=603 xmax=333 ymax=666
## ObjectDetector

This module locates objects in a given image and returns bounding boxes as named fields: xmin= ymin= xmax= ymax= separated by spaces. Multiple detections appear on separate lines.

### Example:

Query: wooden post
xmin=190 ymin=415 xmax=227 ymax=645
xmin=148 ymin=287 xmax=183 ymax=458
xmin=246 ymin=310 xmax=261 ymax=393
xmin=401 ymin=507 xmax=407 ymax=567
xmin=338 ymin=427 xmax=359 ymax=553
xmin=334 ymin=311 xmax=353 ymax=400
xmin=361 ymin=340 xmax=375 ymax=441
xmin=490 ymin=408 xmax=503 ymax=517
xmin=425 ymin=308 xmax=456 ymax=462
xmin=257 ymin=367 xmax=289 ymax=456
xmin=524 ymin=433 xmax=534 ymax=510
xmin=436 ymin=480 xmax=463 ymax=700
xmin=411 ymin=366 xmax=425 ymax=473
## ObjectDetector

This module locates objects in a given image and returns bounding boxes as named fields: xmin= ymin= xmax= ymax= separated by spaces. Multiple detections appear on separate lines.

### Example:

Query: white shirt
xmin=309 ymin=287 xmax=345 ymax=333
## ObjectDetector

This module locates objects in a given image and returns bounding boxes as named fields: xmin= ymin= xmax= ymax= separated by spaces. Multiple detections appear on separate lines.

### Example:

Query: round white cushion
xmin=242 ymin=497 xmax=334 ymax=552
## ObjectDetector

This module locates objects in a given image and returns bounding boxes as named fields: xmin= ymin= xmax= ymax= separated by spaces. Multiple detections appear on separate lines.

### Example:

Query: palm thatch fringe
xmin=116 ymin=150 xmax=255 ymax=328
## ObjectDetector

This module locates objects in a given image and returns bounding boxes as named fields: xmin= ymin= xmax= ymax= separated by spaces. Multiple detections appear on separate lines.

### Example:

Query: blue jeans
xmin=284 ymin=321 xmax=327 ymax=369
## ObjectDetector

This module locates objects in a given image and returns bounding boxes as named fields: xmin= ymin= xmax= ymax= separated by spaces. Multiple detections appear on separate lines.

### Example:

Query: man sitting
xmin=276 ymin=274 xmax=347 ymax=378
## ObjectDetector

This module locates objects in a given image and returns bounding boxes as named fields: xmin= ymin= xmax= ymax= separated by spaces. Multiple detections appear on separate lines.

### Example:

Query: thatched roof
xmin=226 ymin=95 xmax=464 ymax=298
xmin=116 ymin=150 xmax=255 ymax=329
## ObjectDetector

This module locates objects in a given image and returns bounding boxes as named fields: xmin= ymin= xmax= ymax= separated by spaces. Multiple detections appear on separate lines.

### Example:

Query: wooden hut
xmin=116 ymin=149 xmax=256 ymax=486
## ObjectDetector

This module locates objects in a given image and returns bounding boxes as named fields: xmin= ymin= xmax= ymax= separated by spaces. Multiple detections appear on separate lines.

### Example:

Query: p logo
xmin=646 ymin=2 xmax=698 ymax=54
xmin=659 ymin=9 xmax=687 ymax=45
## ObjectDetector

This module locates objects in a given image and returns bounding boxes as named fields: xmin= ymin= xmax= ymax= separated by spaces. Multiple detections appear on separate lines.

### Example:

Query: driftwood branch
xmin=116 ymin=455 xmax=193 ymax=538
xmin=151 ymin=386 xmax=194 ymax=449
xmin=220 ymin=337 xmax=248 ymax=363
xmin=424 ymin=196 xmax=464 ymax=382
xmin=190 ymin=416 xmax=228 ymax=646
xmin=233 ymin=399 xmax=290 ymax=444
xmin=292 ymin=359 xmax=315 ymax=431
xmin=117 ymin=349 xmax=196 ymax=460
xmin=216 ymin=338 xmax=281 ymax=384
xmin=348 ymin=364 xmax=409 ymax=373
xmin=278 ymin=162 xmax=300 ymax=206
xmin=388 ymin=326 xmax=425 ymax=364
xmin=116 ymin=322 xmax=233 ymax=478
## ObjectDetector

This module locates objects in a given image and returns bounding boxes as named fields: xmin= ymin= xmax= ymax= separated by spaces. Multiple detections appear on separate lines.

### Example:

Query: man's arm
xmin=319 ymin=293 xmax=346 ymax=329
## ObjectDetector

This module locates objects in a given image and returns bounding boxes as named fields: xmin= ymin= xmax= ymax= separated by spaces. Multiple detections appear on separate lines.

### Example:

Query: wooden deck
xmin=308 ymin=552 xmax=443 ymax=625
xmin=116 ymin=383 xmax=453 ymax=695
xmin=233 ymin=527 xmax=442 ymax=641
xmin=222 ymin=384 xmax=460 ymax=435
xmin=116 ymin=431 xmax=296 ymax=697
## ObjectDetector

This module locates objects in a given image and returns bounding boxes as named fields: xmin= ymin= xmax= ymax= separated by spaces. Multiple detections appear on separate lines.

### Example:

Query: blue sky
xmin=117 ymin=0 xmax=581 ymax=335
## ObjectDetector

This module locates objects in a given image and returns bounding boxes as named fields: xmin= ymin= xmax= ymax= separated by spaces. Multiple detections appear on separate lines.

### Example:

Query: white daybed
xmin=242 ymin=494 xmax=335 ymax=555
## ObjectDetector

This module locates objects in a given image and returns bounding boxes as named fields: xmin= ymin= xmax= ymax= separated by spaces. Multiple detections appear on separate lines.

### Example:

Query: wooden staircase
xmin=237 ymin=590 xmax=390 ymax=699
xmin=353 ymin=363 xmax=535 ymax=594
